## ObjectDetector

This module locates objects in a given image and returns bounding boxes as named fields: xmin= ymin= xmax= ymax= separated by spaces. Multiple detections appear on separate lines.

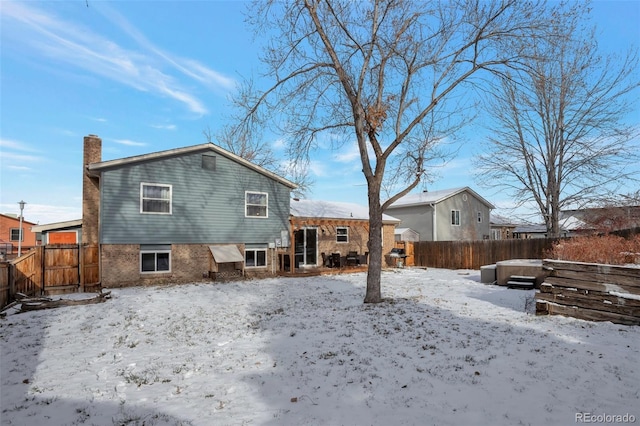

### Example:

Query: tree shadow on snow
xmin=239 ymin=272 xmax=639 ymax=426
xmin=0 ymin=305 xmax=192 ymax=426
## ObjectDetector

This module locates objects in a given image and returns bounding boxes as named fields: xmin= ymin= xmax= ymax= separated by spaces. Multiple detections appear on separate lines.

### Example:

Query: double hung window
xmin=141 ymin=183 xmax=172 ymax=214
xmin=245 ymin=192 xmax=268 ymax=217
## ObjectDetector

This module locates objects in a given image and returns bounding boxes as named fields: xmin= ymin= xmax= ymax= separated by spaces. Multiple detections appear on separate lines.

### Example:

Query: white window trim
xmin=140 ymin=182 xmax=172 ymax=215
xmin=245 ymin=191 xmax=268 ymax=218
xmin=451 ymin=210 xmax=461 ymax=226
xmin=336 ymin=226 xmax=349 ymax=243
xmin=140 ymin=249 xmax=172 ymax=274
xmin=245 ymin=248 xmax=267 ymax=268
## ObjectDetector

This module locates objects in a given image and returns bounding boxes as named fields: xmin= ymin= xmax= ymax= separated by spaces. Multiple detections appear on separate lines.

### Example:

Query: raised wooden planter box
xmin=536 ymin=259 xmax=640 ymax=326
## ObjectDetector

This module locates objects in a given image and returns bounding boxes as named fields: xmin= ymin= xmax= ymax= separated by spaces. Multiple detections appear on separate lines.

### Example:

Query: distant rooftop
xmin=290 ymin=199 xmax=400 ymax=223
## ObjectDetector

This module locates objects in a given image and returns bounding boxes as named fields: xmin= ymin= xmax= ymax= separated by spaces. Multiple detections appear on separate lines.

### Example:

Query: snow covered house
xmin=394 ymin=228 xmax=419 ymax=242
xmin=490 ymin=214 xmax=518 ymax=240
xmin=81 ymin=135 xmax=296 ymax=287
xmin=384 ymin=187 xmax=494 ymax=241
xmin=288 ymin=199 xmax=400 ymax=270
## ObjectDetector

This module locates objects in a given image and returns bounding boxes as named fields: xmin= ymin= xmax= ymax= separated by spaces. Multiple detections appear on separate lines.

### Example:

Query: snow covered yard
xmin=1 ymin=267 xmax=638 ymax=426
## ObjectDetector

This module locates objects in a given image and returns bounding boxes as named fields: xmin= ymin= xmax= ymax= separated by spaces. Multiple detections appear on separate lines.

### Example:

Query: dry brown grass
xmin=548 ymin=235 xmax=640 ymax=265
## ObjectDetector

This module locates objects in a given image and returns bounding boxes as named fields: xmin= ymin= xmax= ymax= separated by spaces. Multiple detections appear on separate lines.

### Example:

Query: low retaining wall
xmin=536 ymin=260 xmax=640 ymax=326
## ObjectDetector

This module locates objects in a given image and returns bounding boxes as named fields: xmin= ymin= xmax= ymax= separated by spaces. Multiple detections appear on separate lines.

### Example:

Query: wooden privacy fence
xmin=536 ymin=260 xmax=640 ymax=326
xmin=413 ymin=238 xmax=557 ymax=270
xmin=0 ymin=244 xmax=100 ymax=310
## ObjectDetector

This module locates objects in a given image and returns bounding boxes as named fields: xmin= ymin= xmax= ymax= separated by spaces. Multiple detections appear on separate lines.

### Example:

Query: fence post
xmin=9 ymin=263 xmax=15 ymax=305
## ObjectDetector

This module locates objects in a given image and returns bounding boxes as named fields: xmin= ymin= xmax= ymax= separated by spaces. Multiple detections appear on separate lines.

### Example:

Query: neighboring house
xmin=490 ymin=214 xmax=519 ymax=240
xmin=289 ymin=199 xmax=400 ymax=269
xmin=0 ymin=213 xmax=38 ymax=258
xmin=512 ymin=223 xmax=553 ymax=239
xmin=384 ymin=187 xmax=494 ymax=241
xmin=31 ymin=219 xmax=83 ymax=244
xmin=395 ymin=228 xmax=419 ymax=242
xmin=82 ymin=135 xmax=296 ymax=287
xmin=560 ymin=206 xmax=640 ymax=235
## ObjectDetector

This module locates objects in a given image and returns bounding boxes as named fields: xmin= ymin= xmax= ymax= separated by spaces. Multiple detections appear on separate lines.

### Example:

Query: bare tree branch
xmin=475 ymin=2 xmax=640 ymax=236
xmin=229 ymin=0 xmax=566 ymax=302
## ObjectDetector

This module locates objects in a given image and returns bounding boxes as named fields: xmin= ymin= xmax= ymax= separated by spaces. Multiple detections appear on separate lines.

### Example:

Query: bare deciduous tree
xmin=232 ymin=0 xmax=563 ymax=303
xmin=475 ymin=3 xmax=640 ymax=237
xmin=203 ymin=125 xmax=313 ymax=197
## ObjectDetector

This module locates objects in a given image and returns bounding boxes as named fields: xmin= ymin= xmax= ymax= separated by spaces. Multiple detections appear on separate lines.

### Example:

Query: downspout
xmin=430 ymin=203 xmax=437 ymax=241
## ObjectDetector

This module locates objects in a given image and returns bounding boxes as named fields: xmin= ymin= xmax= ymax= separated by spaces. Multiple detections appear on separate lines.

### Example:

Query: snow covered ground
xmin=1 ymin=267 xmax=638 ymax=426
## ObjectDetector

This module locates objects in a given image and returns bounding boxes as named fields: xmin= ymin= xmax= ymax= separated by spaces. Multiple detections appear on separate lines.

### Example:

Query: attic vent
xmin=202 ymin=155 xmax=216 ymax=171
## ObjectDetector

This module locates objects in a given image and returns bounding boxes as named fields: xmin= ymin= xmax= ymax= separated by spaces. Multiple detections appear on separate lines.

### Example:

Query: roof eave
xmin=87 ymin=143 xmax=297 ymax=189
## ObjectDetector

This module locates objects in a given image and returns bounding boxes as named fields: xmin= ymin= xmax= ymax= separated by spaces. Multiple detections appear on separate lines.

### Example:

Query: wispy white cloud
xmin=1 ymin=2 xmax=234 ymax=116
xmin=6 ymin=165 xmax=32 ymax=171
xmin=0 ymin=139 xmax=46 ymax=165
xmin=272 ymin=138 xmax=287 ymax=150
xmin=0 ymin=151 xmax=44 ymax=163
xmin=0 ymin=138 xmax=38 ymax=152
xmin=112 ymin=139 xmax=147 ymax=147
xmin=150 ymin=124 xmax=177 ymax=131
xmin=309 ymin=160 xmax=328 ymax=177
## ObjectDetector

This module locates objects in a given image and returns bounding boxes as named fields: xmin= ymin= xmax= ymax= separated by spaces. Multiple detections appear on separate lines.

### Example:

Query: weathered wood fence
xmin=536 ymin=260 xmax=640 ymax=326
xmin=0 ymin=244 xmax=100 ymax=310
xmin=413 ymin=238 xmax=557 ymax=270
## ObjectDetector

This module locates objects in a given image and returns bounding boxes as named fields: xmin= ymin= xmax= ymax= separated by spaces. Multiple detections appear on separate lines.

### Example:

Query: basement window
xmin=245 ymin=248 xmax=267 ymax=268
xmin=140 ymin=245 xmax=171 ymax=273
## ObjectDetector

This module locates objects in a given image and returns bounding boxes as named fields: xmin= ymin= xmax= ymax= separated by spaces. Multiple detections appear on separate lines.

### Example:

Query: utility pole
xmin=17 ymin=200 xmax=26 ymax=257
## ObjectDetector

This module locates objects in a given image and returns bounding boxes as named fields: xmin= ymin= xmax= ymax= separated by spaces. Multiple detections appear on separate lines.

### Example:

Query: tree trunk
xmin=364 ymin=187 xmax=383 ymax=304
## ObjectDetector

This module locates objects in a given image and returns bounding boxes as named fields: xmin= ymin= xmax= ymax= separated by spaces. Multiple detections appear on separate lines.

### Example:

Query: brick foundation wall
xmin=101 ymin=243 xmax=278 ymax=287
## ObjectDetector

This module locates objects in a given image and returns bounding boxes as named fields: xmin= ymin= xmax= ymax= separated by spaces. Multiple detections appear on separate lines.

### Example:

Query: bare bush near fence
xmin=548 ymin=235 xmax=640 ymax=265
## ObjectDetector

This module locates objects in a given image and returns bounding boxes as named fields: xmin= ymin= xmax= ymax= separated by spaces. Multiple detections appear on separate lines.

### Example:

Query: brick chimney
xmin=82 ymin=135 xmax=101 ymax=245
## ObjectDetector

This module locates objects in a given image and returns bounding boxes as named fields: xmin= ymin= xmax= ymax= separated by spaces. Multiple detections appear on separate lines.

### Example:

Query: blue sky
xmin=1 ymin=1 xmax=639 ymax=225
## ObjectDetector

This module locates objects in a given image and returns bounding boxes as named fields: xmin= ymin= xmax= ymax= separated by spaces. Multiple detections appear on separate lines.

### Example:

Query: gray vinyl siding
xmin=384 ymin=205 xmax=434 ymax=241
xmin=98 ymin=150 xmax=291 ymax=244
xmin=385 ymin=190 xmax=492 ymax=241
xmin=436 ymin=193 xmax=491 ymax=240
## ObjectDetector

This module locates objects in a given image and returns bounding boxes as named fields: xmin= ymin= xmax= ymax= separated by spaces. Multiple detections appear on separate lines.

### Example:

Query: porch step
xmin=507 ymin=275 xmax=536 ymax=290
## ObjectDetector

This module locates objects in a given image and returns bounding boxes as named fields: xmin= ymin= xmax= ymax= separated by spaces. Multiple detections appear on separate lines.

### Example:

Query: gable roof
xmin=290 ymin=199 xmax=401 ymax=224
xmin=386 ymin=187 xmax=495 ymax=209
xmin=0 ymin=213 xmax=37 ymax=226
xmin=87 ymin=143 xmax=297 ymax=189
xmin=490 ymin=214 xmax=520 ymax=226
xmin=31 ymin=219 xmax=83 ymax=233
